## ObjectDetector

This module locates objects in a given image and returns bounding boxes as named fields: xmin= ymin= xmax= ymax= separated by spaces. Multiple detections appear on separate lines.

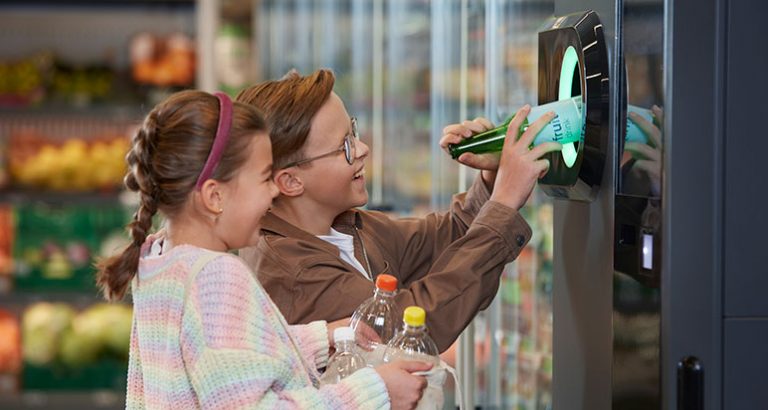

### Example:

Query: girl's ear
xmin=273 ymin=168 xmax=304 ymax=197
xmin=198 ymin=179 xmax=226 ymax=215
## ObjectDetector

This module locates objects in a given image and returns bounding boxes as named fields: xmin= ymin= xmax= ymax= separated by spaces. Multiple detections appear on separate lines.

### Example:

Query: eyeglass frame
xmin=282 ymin=117 xmax=359 ymax=169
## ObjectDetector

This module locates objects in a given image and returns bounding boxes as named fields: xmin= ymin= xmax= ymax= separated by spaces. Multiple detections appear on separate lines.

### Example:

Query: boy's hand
xmin=440 ymin=117 xmax=499 ymax=171
xmin=490 ymin=105 xmax=562 ymax=210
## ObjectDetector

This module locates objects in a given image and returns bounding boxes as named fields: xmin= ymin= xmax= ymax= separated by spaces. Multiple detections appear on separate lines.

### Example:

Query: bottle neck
xmin=374 ymin=288 xmax=396 ymax=299
xmin=335 ymin=339 xmax=356 ymax=353
xmin=402 ymin=323 xmax=427 ymax=334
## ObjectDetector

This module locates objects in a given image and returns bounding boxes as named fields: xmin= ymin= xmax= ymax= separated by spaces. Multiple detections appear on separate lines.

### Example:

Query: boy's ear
xmin=273 ymin=168 xmax=304 ymax=197
xmin=198 ymin=179 xmax=225 ymax=215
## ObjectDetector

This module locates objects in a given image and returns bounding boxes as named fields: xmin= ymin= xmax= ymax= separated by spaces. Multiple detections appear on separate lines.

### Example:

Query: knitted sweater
xmin=126 ymin=240 xmax=389 ymax=409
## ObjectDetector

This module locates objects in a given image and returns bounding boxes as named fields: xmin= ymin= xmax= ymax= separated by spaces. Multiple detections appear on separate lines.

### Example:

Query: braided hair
xmin=96 ymin=90 xmax=268 ymax=301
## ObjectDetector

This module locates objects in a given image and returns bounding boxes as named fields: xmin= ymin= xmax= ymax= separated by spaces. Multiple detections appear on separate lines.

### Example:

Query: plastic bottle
xmin=349 ymin=274 xmax=399 ymax=366
xmin=319 ymin=327 xmax=367 ymax=385
xmin=383 ymin=306 xmax=443 ymax=410
xmin=382 ymin=306 xmax=439 ymax=365
xmin=447 ymin=96 xmax=584 ymax=160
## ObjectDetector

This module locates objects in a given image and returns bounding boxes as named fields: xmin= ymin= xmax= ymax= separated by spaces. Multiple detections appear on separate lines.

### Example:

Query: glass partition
xmin=613 ymin=0 xmax=665 ymax=408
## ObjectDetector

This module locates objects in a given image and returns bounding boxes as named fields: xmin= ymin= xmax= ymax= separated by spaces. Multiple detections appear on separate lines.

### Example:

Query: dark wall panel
xmin=724 ymin=0 xmax=768 ymax=316
xmin=724 ymin=319 xmax=768 ymax=408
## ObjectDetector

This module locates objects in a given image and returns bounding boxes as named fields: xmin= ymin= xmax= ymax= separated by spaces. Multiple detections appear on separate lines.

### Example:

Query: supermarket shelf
xmin=1 ymin=0 xmax=193 ymax=7
xmin=0 ymin=189 xmax=128 ymax=207
xmin=0 ymin=104 xmax=146 ymax=122
xmin=0 ymin=390 xmax=123 ymax=410
xmin=0 ymin=289 xmax=110 ymax=307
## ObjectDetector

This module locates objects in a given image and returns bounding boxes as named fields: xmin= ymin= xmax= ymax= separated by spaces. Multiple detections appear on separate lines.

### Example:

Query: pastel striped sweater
xmin=126 ymin=239 xmax=389 ymax=409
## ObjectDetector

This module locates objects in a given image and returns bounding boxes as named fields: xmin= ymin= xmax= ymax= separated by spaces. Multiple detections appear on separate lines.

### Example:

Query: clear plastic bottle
xmin=382 ymin=306 xmax=440 ymax=366
xmin=383 ymin=306 xmax=444 ymax=410
xmin=319 ymin=327 xmax=367 ymax=385
xmin=350 ymin=274 xmax=399 ymax=365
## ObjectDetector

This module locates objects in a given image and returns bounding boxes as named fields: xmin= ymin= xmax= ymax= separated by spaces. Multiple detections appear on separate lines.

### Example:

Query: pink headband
xmin=195 ymin=92 xmax=233 ymax=190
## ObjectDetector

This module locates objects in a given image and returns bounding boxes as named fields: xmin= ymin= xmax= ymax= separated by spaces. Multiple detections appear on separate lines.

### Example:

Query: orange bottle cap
xmin=375 ymin=274 xmax=397 ymax=292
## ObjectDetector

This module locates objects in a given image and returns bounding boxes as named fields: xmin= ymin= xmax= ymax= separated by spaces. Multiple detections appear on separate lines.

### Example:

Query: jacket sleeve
xmin=386 ymin=174 xmax=495 ymax=285
xmin=361 ymin=174 xmax=532 ymax=351
xmin=245 ymin=176 xmax=531 ymax=353
xmin=390 ymin=200 xmax=531 ymax=352
xmin=181 ymin=254 xmax=389 ymax=410
xmin=268 ymin=199 xmax=530 ymax=353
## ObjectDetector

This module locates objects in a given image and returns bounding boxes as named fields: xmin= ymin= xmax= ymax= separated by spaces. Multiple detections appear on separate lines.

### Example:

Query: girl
xmin=236 ymin=70 xmax=560 ymax=353
xmin=97 ymin=90 xmax=429 ymax=409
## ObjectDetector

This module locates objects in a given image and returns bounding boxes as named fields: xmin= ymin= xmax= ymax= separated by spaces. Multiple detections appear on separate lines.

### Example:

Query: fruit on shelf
xmin=8 ymin=135 xmax=130 ymax=191
xmin=131 ymin=31 xmax=195 ymax=88
xmin=0 ymin=309 xmax=21 ymax=373
xmin=21 ymin=302 xmax=133 ymax=369
xmin=21 ymin=302 xmax=76 ymax=366
xmin=61 ymin=304 xmax=133 ymax=366
xmin=0 ymin=53 xmax=53 ymax=107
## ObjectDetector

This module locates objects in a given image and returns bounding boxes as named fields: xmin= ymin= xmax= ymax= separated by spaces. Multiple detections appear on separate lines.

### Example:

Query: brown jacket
xmin=240 ymin=176 xmax=532 ymax=352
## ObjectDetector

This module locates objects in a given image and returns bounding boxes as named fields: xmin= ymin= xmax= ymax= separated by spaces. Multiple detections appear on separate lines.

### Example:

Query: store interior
xmin=0 ymin=0 xmax=673 ymax=409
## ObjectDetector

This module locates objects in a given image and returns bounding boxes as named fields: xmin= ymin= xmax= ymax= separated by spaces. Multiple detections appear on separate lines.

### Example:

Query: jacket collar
xmin=260 ymin=209 xmax=363 ymax=239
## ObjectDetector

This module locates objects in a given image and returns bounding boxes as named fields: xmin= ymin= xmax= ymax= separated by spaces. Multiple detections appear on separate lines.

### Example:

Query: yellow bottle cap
xmin=403 ymin=306 xmax=426 ymax=327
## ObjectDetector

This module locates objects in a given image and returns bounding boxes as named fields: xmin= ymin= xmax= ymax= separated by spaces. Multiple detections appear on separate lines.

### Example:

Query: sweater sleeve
xmin=288 ymin=321 xmax=330 ymax=370
xmin=187 ymin=348 xmax=389 ymax=409
xmin=181 ymin=253 xmax=388 ymax=409
xmin=125 ymin=312 xmax=145 ymax=410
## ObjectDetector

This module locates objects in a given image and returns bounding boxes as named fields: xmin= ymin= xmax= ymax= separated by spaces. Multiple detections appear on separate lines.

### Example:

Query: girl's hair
xmin=235 ymin=69 xmax=335 ymax=170
xmin=97 ymin=90 xmax=268 ymax=301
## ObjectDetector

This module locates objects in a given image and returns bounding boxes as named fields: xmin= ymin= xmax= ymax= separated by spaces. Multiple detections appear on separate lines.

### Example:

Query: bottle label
xmin=530 ymin=96 xmax=583 ymax=147
xmin=626 ymin=105 xmax=654 ymax=144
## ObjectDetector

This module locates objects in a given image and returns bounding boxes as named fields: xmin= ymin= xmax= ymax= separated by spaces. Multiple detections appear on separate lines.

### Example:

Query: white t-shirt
xmin=316 ymin=228 xmax=370 ymax=280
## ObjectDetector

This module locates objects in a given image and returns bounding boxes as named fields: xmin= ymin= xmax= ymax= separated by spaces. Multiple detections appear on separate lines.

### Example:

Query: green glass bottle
xmin=448 ymin=96 xmax=584 ymax=160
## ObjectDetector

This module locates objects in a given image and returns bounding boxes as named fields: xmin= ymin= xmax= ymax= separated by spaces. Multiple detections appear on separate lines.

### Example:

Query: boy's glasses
xmin=284 ymin=117 xmax=359 ymax=168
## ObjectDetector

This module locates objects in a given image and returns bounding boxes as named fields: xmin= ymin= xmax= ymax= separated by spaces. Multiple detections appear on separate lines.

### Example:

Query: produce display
xmin=7 ymin=133 xmax=129 ymax=191
xmin=0 ymin=3 xmax=197 ymax=403
xmin=0 ymin=53 xmax=52 ymax=107
xmin=22 ymin=302 xmax=132 ymax=368
xmin=19 ymin=302 xmax=132 ymax=391
xmin=12 ymin=204 xmax=129 ymax=291
xmin=0 ymin=309 xmax=21 ymax=374
xmin=130 ymin=32 xmax=196 ymax=88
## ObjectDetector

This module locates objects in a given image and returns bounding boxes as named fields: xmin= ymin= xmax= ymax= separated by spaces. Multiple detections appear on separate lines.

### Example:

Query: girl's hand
xmin=375 ymin=361 xmax=431 ymax=410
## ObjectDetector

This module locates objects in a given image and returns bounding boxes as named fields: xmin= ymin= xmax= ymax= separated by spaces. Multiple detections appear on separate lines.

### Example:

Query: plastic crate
xmin=12 ymin=203 xmax=129 ymax=292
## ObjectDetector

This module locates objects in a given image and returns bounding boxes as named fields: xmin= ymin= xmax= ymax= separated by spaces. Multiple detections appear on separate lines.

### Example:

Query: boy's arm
xmin=272 ymin=199 xmax=530 ymax=353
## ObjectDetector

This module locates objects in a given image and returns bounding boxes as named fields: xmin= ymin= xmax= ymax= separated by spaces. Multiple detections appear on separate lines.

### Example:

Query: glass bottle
xmin=447 ymin=96 xmax=584 ymax=160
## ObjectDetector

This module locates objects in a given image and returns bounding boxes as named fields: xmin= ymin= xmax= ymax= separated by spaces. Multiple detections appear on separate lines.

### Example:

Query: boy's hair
xmin=96 ymin=90 xmax=268 ymax=301
xmin=235 ymin=69 xmax=335 ymax=170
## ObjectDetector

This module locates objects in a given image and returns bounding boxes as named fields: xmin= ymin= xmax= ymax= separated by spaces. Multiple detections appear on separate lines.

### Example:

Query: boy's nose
xmin=356 ymin=139 xmax=370 ymax=160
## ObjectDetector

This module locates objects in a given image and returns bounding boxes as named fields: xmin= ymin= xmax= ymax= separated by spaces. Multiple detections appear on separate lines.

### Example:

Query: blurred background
xmin=0 ymin=0 xmax=560 ymax=408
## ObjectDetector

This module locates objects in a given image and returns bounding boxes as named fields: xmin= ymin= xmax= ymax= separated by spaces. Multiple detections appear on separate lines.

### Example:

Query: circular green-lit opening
xmin=558 ymin=46 xmax=581 ymax=168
